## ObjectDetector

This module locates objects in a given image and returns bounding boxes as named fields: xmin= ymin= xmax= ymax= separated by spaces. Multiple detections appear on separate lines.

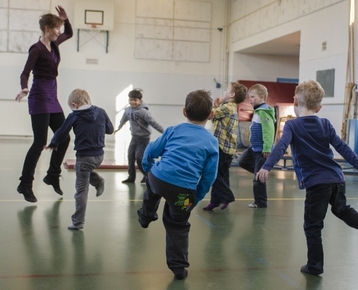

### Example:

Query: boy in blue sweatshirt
xmin=137 ymin=90 xmax=219 ymax=280
xmin=46 ymin=89 xmax=114 ymax=230
xmin=239 ymin=84 xmax=275 ymax=208
xmin=256 ymin=80 xmax=358 ymax=275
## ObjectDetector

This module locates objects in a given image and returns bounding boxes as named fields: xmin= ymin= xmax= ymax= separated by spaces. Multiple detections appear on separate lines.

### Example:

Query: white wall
xmin=0 ymin=0 xmax=227 ymax=136
xmin=2 ymin=0 xmax=355 ymax=144
xmin=228 ymin=0 xmax=349 ymax=133
xmin=231 ymin=53 xmax=299 ymax=82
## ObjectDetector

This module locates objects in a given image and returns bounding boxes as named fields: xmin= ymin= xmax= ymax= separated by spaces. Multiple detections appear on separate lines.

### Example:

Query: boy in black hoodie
xmin=46 ymin=89 xmax=114 ymax=230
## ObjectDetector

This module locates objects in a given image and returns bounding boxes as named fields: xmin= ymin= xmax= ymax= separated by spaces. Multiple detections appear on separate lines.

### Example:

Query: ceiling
xmin=238 ymin=31 xmax=301 ymax=57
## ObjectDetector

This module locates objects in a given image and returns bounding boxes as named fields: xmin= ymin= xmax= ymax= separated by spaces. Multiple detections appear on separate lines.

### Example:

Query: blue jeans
xmin=72 ymin=155 xmax=104 ymax=225
xmin=304 ymin=182 xmax=358 ymax=274
xmin=238 ymin=147 xmax=267 ymax=207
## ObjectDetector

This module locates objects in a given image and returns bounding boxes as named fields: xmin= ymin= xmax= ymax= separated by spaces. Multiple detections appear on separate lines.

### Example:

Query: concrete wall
xmin=228 ymin=0 xmax=350 ymax=134
xmin=0 ymin=0 xmax=227 ymax=137
xmin=1 ymin=0 xmax=355 ymax=146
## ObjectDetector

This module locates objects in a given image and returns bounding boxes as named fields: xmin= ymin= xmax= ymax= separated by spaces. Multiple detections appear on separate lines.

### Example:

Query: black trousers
xmin=137 ymin=172 xmax=195 ymax=274
xmin=304 ymin=182 xmax=358 ymax=274
xmin=127 ymin=137 xmax=150 ymax=180
xmin=210 ymin=148 xmax=235 ymax=205
xmin=238 ymin=147 xmax=267 ymax=207
xmin=20 ymin=113 xmax=70 ymax=184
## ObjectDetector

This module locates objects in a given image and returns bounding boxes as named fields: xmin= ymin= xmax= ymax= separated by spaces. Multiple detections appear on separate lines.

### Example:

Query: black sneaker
xmin=17 ymin=183 xmax=37 ymax=203
xmin=300 ymin=264 xmax=323 ymax=275
xmin=174 ymin=269 xmax=188 ymax=280
xmin=96 ymin=179 xmax=105 ymax=197
xmin=43 ymin=175 xmax=63 ymax=195
xmin=122 ymin=179 xmax=134 ymax=183
xmin=140 ymin=177 xmax=147 ymax=184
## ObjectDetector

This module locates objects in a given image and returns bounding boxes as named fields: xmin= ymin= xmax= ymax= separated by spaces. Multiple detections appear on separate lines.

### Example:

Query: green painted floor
xmin=1 ymin=138 xmax=358 ymax=290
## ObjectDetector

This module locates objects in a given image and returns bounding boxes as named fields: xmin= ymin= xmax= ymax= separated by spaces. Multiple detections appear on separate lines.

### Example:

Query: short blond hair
xmin=295 ymin=80 xmax=324 ymax=111
xmin=248 ymin=84 xmax=268 ymax=100
xmin=68 ymin=89 xmax=92 ymax=109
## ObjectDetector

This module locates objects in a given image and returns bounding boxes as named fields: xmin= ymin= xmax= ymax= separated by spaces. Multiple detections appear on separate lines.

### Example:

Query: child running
xmin=137 ymin=90 xmax=219 ymax=279
xmin=256 ymin=80 xmax=358 ymax=275
xmin=46 ymin=89 xmax=114 ymax=230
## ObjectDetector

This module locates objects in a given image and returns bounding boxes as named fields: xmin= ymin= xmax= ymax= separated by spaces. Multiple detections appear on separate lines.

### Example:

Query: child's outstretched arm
xmin=115 ymin=112 xmax=129 ymax=134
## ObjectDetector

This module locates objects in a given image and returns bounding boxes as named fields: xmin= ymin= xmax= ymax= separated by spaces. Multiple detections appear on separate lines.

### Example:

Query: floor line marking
xmin=5 ymin=197 xmax=358 ymax=203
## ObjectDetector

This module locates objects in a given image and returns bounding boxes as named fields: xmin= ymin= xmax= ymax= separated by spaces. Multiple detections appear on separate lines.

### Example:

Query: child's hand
xmin=263 ymin=152 xmax=270 ymax=159
xmin=43 ymin=145 xmax=57 ymax=151
xmin=214 ymin=97 xmax=222 ymax=107
xmin=256 ymin=168 xmax=269 ymax=183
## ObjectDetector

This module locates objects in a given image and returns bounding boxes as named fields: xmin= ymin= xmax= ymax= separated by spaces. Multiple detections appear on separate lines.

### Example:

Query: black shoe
xmin=43 ymin=175 xmax=63 ymax=195
xmin=138 ymin=217 xmax=149 ymax=228
xmin=174 ymin=269 xmax=188 ymax=280
xmin=140 ymin=177 xmax=147 ymax=184
xmin=17 ymin=183 xmax=37 ymax=203
xmin=95 ymin=179 xmax=105 ymax=197
xmin=300 ymin=264 xmax=323 ymax=275
xmin=122 ymin=179 xmax=134 ymax=183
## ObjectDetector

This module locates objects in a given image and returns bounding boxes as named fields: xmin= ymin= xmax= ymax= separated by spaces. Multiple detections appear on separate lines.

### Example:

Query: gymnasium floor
xmin=1 ymin=137 xmax=358 ymax=290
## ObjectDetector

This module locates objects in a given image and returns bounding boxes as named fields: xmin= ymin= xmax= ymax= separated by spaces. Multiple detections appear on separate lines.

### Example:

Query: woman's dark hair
xmin=39 ymin=13 xmax=64 ymax=32
xmin=185 ymin=90 xmax=213 ymax=122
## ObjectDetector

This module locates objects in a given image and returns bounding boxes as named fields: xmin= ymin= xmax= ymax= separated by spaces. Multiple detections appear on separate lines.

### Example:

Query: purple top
xmin=20 ymin=19 xmax=73 ymax=115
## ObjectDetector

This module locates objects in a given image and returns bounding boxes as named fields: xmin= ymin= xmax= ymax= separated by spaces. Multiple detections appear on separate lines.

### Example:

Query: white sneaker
xmin=68 ymin=223 xmax=84 ymax=230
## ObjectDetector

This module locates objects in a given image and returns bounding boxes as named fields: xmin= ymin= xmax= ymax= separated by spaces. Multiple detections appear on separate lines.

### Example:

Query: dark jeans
xmin=304 ymin=182 xmax=358 ymax=274
xmin=137 ymin=172 xmax=195 ymax=274
xmin=127 ymin=137 xmax=150 ymax=180
xmin=210 ymin=148 xmax=235 ymax=205
xmin=238 ymin=147 xmax=267 ymax=207
xmin=20 ymin=113 xmax=70 ymax=184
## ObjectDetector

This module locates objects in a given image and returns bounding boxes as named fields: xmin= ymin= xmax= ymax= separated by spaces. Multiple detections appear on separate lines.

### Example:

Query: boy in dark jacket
xmin=256 ymin=80 xmax=358 ymax=275
xmin=46 ymin=89 xmax=114 ymax=230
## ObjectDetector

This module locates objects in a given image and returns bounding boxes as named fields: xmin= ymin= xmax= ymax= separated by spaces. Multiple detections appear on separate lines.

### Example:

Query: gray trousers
xmin=72 ymin=155 xmax=104 ymax=225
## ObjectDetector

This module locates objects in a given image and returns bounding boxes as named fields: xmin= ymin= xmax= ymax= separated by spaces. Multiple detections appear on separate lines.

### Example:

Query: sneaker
xmin=95 ymin=179 xmax=105 ymax=197
xmin=203 ymin=203 xmax=220 ymax=210
xmin=140 ymin=177 xmax=147 ymax=184
xmin=138 ymin=217 xmax=149 ymax=228
xmin=300 ymin=264 xmax=323 ymax=275
xmin=248 ymin=203 xmax=267 ymax=208
xmin=122 ymin=178 xmax=134 ymax=183
xmin=17 ymin=183 xmax=37 ymax=203
xmin=68 ymin=223 xmax=84 ymax=230
xmin=43 ymin=175 xmax=63 ymax=195
xmin=174 ymin=269 xmax=188 ymax=280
